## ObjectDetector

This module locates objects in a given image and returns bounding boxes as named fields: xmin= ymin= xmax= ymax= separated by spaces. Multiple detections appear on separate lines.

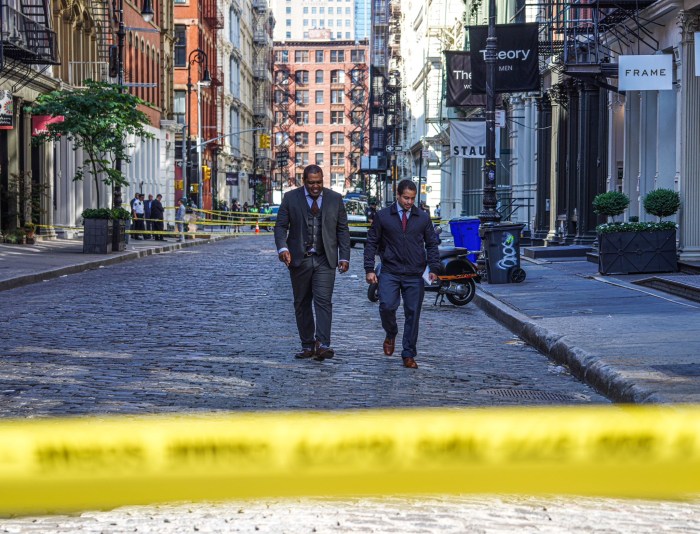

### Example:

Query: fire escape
xmin=369 ymin=0 xmax=389 ymax=162
xmin=346 ymin=51 xmax=368 ymax=188
xmin=272 ymin=57 xmax=295 ymax=188
xmin=0 ymin=0 xmax=59 ymax=88
xmin=538 ymin=0 xmax=658 ymax=91
xmin=252 ymin=0 xmax=273 ymax=194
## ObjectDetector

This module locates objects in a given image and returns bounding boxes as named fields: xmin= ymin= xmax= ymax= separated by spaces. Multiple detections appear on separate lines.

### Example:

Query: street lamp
xmin=185 ymin=49 xmax=211 ymax=209
xmin=113 ymin=0 xmax=156 ymax=209
xmin=479 ymin=0 xmax=501 ymax=225
xmin=417 ymin=135 xmax=425 ymax=206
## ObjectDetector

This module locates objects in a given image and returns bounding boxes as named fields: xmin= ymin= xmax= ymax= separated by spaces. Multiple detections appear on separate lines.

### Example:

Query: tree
xmin=31 ymin=80 xmax=153 ymax=208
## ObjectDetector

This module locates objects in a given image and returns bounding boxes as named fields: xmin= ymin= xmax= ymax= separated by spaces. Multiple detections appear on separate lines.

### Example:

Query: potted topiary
xmin=595 ymin=189 xmax=678 ymax=275
xmin=24 ymin=222 xmax=36 ymax=244
xmin=82 ymin=208 xmax=114 ymax=254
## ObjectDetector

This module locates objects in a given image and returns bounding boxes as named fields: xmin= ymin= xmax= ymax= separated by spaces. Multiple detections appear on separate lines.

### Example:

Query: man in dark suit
xmin=274 ymin=164 xmax=351 ymax=361
xmin=150 ymin=194 xmax=166 ymax=240
xmin=364 ymin=179 xmax=441 ymax=369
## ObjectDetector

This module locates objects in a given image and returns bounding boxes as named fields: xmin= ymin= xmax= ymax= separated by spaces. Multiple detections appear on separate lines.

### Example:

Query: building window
xmin=331 ymin=132 xmax=344 ymax=145
xmin=315 ymin=111 xmax=324 ymax=124
xmin=350 ymin=131 xmax=362 ymax=147
xmin=276 ymin=132 xmax=291 ymax=145
xmin=295 ymin=132 xmax=309 ymax=146
xmin=295 ymin=70 xmax=309 ymax=85
xmin=331 ymin=172 xmax=345 ymax=188
xmin=351 ymin=50 xmax=365 ymax=62
xmin=320 ymin=7 xmax=325 ymax=14
xmin=315 ymin=90 xmax=324 ymax=104
xmin=351 ymin=88 xmax=364 ymax=104
xmin=315 ymin=70 xmax=324 ymax=83
xmin=345 ymin=32 xmax=351 ymax=39
xmin=275 ymin=50 xmax=289 ymax=63
xmin=286 ymin=31 xmax=292 ymax=38
xmin=174 ymin=90 xmax=186 ymax=124
xmin=296 ymin=152 xmax=309 ymax=166
xmin=331 ymin=111 xmax=344 ymax=124
xmin=286 ymin=6 xmax=291 ymax=13
xmin=328 ymin=7 xmax=334 ymax=14
xmin=275 ymin=110 xmax=290 ymax=124
xmin=330 ymin=70 xmax=345 ymax=83
xmin=296 ymin=111 xmax=309 ymax=125
xmin=303 ymin=6 xmax=308 ymax=13
xmin=330 ymin=50 xmax=345 ymax=62
xmin=315 ymin=153 xmax=324 ymax=165
xmin=351 ymin=111 xmax=363 ymax=125
xmin=315 ymin=50 xmax=324 ymax=62
xmin=331 ymin=152 xmax=345 ymax=166
xmin=316 ymin=132 xmax=324 ymax=145
xmin=286 ymin=19 xmax=292 ymax=26
xmin=337 ymin=32 xmax=342 ymax=39
xmin=174 ymin=25 xmax=186 ymax=66
xmin=328 ymin=20 xmax=333 ymax=27
xmin=275 ymin=69 xmax=290 ymax=84
xmin=331 ymin=89 xmax=344 ymax=104
xmin=311 ymin=7 xmax=317 ymax=13
xmin=350 ymin=68 xmax=363 ymax=83
xmin=295 ymin=50 xmax=309 ymax=62
xmin=295 ymin=90 xmax=309 ymax=105
xmin=303 ymin=19 xmax=308 ymax=26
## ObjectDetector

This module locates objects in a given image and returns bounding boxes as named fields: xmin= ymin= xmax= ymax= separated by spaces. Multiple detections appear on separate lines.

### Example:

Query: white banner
xmin=618 ymin=55 xmax=673 ymax=90
xmin=449 ymin=120 xmax=500 ymax=159
xmin=695 ymin=33 xmax=700 ymax=76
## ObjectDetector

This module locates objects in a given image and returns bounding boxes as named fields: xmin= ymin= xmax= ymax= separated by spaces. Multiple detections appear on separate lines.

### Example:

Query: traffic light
xmin=259 ymin=134 xmax=271 ymax=149
xmin=202 ymin=165 xmax=211 ymax=181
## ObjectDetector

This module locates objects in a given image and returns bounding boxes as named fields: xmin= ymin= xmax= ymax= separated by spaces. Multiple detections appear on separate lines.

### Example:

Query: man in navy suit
xmin=364 ymin=179 xmax=441 ymax=369
xmin=274 ymin=165 xmax=351 ymax=361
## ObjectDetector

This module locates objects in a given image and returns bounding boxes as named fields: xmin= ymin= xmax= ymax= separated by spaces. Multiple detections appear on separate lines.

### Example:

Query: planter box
xmin=112 ymin=219 xmax=126 ymax=252
xmin=598 ymin=229 xmax=677 ymax=275
xmin=83 ymin=218 xmax=113 ymax=254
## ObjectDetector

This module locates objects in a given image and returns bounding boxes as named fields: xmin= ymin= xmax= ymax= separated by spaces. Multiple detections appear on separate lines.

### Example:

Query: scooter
xmin=367 ymin=245 xmax=481 ymax=306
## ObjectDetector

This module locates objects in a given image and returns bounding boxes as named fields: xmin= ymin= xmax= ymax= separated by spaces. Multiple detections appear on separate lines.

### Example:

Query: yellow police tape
xmin=1 ymin=405 xmax=699 ymax=514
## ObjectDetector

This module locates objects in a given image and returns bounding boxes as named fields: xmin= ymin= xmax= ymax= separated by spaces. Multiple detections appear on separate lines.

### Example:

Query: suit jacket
xmin=274 ymin=186 xmax=350 ymax=268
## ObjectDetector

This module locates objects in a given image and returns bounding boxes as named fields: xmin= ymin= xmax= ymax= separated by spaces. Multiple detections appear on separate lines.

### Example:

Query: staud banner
xmin=468 ymin=23 xmax=540 ymax=94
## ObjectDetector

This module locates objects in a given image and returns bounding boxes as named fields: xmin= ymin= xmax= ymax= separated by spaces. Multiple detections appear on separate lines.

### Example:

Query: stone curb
xmin=473 ymin=289 xmax=668 ymax=404
xmin=0 ymin=234 xmax=238 ymax=293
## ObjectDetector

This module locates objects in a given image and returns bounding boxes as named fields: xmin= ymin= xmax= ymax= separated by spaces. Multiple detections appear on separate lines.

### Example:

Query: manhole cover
xmin=477 ymin=389 xmax=589 ymax=402
xmin=651 ymin=364 xmax=700 ymax=377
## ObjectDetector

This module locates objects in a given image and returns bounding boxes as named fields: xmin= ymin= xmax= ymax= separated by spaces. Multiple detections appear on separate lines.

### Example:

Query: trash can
xmin=480 ymin=223 xmax=526 ymax=284
xmin=449 ymin=217 xmax=481 ymax=263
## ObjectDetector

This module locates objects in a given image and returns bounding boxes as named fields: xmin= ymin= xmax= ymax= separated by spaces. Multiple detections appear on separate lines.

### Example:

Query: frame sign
xmin=468 ymin=23 xmax=540 ymax=94
xmin=0 ymin=91 xmax=13 ymax=130
xmin=225 ymin=172 xmax=239 ymax=186
xmin=449 ymin=120 xmax=501 ymax=159
xmin=618 ymin=55 xmax=673 ymax=90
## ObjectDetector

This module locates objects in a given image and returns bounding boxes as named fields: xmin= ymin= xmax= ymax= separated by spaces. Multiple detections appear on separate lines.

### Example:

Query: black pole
xmin=113 ymin=0 xmax=125 ymax=209
xmin=479 ymin=0 xmax=501 ymax=226
xmin=186 ymin=66 xmax=192 ymax=206
xmin=417 ymin=147 xmax=423 ymax=206
xmin=252 ymin=131 xmax=257 ymax=206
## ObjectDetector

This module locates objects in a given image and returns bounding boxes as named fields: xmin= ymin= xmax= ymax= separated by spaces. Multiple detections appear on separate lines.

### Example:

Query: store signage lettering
xmin=445 ymin=51 xmax=503 ymax=108
xmin=449 ymin=120 xmax=501 ymax=159
xmin=0 ymin=91 xmax=13 ymax=130
xmin=618 ymin=55 xmax=673 ymax=90
xmin=468 ymin=23 xmax=539 ymax=94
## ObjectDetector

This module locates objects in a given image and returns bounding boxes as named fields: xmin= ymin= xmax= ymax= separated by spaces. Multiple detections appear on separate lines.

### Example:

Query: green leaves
xmin=31 ymin=80 xmax=154 ymax=208
xmin=592 ymin=191 xmax=630 ymax=218
xmin=596 ymin=221 xmax=677 ymax=234
xmin=643 ymin=189 xmax=681 ymax=220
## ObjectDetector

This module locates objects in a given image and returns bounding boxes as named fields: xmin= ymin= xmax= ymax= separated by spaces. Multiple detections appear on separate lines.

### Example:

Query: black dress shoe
xmin=294 ymin=347 xmax=315 ymax=359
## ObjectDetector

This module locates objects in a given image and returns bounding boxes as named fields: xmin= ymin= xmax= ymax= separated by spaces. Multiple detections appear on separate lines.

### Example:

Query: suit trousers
xmin=289 ymin=253 xmax=336 ymax=349
xmin=378 ymin=272 xmax=425 ymax=359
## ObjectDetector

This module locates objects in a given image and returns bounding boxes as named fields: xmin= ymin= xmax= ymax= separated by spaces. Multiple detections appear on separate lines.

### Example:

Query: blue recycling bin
xmin=449 ymin=217 xmax=481 ymax=263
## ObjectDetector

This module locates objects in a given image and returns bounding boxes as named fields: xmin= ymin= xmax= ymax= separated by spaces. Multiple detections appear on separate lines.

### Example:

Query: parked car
xmin=262 ymin=205 xmax=279 ymax=232
xmin=344 ymin=198 xmax=369 ymax=247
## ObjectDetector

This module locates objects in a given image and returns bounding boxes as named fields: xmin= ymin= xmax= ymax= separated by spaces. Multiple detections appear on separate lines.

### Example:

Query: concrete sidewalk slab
xmin=474 ymin=258 xmax=700 ymax=404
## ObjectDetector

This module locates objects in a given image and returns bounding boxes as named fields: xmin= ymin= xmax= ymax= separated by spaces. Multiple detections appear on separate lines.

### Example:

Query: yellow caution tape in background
xmin=1 ymin=406 xmax=699 ymax=515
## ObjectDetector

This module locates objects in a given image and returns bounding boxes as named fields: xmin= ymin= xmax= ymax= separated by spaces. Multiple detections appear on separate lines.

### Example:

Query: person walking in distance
xmin=175 ymin=198 xmax=186 ymax=241
xmin=150 ymin=194 xmax=166 ymax=240
xmin=144 ymin=194 xmax=154 ymax=239
xmin=274 ymin=164 xmax=351 ymax=361
xmin=364 ymin=179 xmax=441 ymax=369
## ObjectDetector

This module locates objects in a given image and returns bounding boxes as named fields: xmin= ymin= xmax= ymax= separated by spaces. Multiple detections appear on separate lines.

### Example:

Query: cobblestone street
xmin=2 ymin=236 xmax=699 ymax=532
xmin=0 ymin=235 xmax=606 ymax=416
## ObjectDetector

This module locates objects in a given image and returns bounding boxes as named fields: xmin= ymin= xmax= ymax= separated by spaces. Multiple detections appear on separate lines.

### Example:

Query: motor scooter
xmin=367 ymin=245 xmax=481 ymax=306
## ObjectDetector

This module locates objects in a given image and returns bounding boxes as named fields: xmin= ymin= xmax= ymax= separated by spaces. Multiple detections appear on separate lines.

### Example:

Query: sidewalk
xmin=2 ymin=234 xmax=699 ymax=404
xmin=474 ymin=255 xmax=700 ymax=403
xmin=0 ymin=232 xmax=239 ymax=292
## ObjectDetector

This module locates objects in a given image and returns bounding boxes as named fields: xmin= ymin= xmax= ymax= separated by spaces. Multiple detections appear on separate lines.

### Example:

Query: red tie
xmin=401 ymin=210 xmax=407 ymax=231
xmin=311 ymin=198 xmax=320 ymax=215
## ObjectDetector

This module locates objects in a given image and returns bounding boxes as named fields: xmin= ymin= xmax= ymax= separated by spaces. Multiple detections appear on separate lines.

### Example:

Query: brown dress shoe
xmin=402 ymin=357 xmax=418 ymax=369
xmin=314 ymin=343 xmax=335 ymax=361
xmin=294 ymin=347 xmax=315 ymax=359
xmin=383 ymin=337 xmax=395 ymax=356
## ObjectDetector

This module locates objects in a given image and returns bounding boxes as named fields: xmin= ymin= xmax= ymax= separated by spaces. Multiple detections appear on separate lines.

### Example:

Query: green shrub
xmin=111 ymin=207 xmax=132 ymax=220
xmin=596 ymin=221 xmax=677 ymax=234
xmin=643 ymin=188 xmax=680 ymax=221
xmin=593 ymin=191 xmax=629 ymax=219
xmin=81 ymin=208 xmax=113 ymax=220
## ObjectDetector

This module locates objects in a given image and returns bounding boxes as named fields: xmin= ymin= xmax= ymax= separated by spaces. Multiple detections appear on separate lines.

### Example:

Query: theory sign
xmin=618 ymin=55 xmax=673 ymax=91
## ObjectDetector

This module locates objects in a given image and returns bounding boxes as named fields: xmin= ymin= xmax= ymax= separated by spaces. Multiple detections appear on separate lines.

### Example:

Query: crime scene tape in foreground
xmin=1 ymin=405 xmax=700 ymax=515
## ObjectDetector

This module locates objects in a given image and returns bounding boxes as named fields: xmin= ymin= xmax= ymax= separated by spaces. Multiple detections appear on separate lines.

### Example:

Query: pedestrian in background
xmin=132 ymin=193 xmax=145 ymax=240
xmin=151 ymin=194 xmax=165 ymax=241
xmin=364 ymin=179 xmax=441 ymax=369
xmin=274 ymin=164 xmax=351 ymax=361
xmin=144 ymin=194 xmax=154 ymax=239
xmin=232 ymin=200 xmax=242 ymax=233
xmin=175 ymin=198 xmax=186 ymax=242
